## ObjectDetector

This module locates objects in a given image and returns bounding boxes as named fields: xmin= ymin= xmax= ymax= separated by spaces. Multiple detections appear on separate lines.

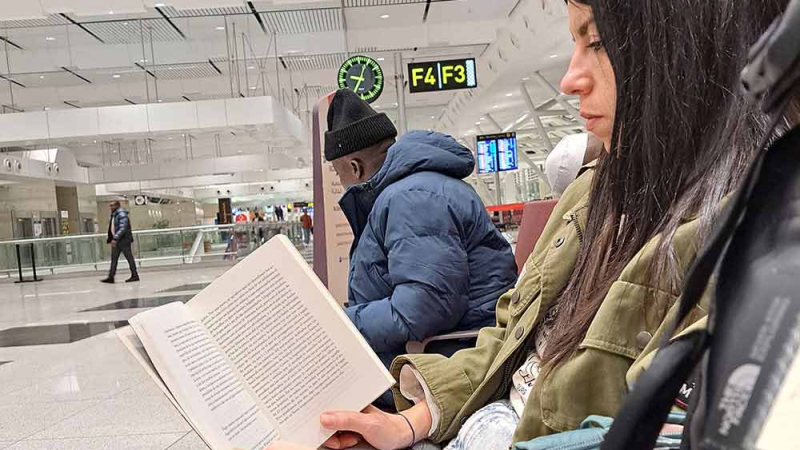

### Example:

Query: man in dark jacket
xmin=325 ymin=89 xmax=517 ymax=378
xmin=101 ymin=201 xmax=139 ymax=284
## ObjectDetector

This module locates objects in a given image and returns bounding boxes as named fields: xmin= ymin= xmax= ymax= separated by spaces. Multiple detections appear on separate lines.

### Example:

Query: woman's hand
xmin=321 ymin=403 xmax=432 ymax=450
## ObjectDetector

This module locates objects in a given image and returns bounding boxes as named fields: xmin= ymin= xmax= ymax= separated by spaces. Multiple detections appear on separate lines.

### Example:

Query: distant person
xmin=544 ymin=132 xmax=604 ymax=197
xmin=275 ymin=205 xmax=284 ymax=222
xmin=101 ymin=201 xmax=139 ymax=284
xmin=300 ymin=209 xmax=313 ymax=245
xmin=324 ymin=89 xmax=517 ymax=404
xmin=256 ymin=211 xmax=266 ymax=243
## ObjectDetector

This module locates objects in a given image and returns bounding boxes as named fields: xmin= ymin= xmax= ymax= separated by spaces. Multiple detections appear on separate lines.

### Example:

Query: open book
xmin=116 ymin=235 xmax=395 ymax=450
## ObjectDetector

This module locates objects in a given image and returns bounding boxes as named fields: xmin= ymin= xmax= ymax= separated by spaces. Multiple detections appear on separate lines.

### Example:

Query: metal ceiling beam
xmin=247 ymin=1 xmax=268 ymax=34
xmin=59 ymin=14 xmax=106 ymax=44
xmin=63 ymin=101 xmax=81 ymax=109
xmin=531 ymin=71 xmax=584 ymax=124
xmin=61 ymin=67 xmax=92 ymax=84
xmin=0 ymin=75 xmax=25 ymax=89
xmin=0 ymin=37 xmax=23 ymax=51
xmin=520 ymin=83 xmax=554 ymax=152
xmin=154 ymin=7 xmax=186 ymax=40
xmin=135 ymin=62 xmax=157 ymax=79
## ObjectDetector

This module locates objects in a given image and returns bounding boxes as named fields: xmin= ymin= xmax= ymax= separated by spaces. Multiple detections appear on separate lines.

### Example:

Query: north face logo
xmin=717 ymin=364 xmax=761 ymax=436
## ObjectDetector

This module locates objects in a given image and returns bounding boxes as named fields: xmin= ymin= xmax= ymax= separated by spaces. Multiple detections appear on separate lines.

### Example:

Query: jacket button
xmin=554 ymin=236 xmax=565 ymax=248
xmin=636 ymin=331 xmax=653 ymax=350
xmin=515 ymin=327 xmax=524 ymax=340
xmin=511 ymin=291 xmax=521 ymax=304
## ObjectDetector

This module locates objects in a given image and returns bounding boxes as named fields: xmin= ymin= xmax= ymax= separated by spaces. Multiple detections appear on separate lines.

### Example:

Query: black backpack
xmin=601 ymin=1 xmax=800 ymax=448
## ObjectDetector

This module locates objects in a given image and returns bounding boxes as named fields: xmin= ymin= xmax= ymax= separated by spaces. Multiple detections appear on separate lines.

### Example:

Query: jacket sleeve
xmin=344 ymin=190 xmax=472 ymax=354
xmin=113 ymin=211 xmax=130 ymax=241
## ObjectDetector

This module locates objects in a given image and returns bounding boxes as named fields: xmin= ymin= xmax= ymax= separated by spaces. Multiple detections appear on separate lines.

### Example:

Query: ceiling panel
xmin=160 ymin=6 xmax=250 ymax=17
xmin=81 ymin=19 xmax=185 ymax=44
xmin=260 ymin=8 xmax=343 ymax=34
xmin=0 ymin=16 xmax=71 ymax=29
xmin=343 ymin=0 xmax=428 ymax=6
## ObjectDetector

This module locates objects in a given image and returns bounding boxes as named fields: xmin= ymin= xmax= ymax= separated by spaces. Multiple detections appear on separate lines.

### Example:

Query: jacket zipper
xmin=570 ymin=212 xmax=584 ymax=244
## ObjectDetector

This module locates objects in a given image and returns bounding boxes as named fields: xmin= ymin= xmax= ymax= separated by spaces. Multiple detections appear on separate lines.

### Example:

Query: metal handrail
xmin=0 ymin=222 xmax=298 ymax=246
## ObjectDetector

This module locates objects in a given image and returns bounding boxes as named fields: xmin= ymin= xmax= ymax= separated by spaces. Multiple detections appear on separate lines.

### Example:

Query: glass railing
xmin=0 ymin=221 xmax=309 ymax=279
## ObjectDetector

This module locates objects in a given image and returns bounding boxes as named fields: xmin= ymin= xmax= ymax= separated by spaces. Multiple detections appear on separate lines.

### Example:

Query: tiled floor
xmin=0 ymin=265 xmax=232 ymax=450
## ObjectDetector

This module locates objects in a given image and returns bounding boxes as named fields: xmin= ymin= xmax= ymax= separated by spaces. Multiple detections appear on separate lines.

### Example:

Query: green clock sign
xmin=337 ymin=55 xmax=384 ymax=104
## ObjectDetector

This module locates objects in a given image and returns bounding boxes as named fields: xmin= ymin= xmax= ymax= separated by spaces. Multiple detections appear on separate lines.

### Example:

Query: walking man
xmin=300 ymin=209 xmax=313 ymax=245
xmin=101 ymin=201 xmax=139 ymax=284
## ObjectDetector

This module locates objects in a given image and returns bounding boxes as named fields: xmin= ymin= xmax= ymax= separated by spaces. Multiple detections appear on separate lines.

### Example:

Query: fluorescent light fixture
xmin=475 ymin=122 xmax=481 ymax=125
xmin=44 ymin=107 xmax=50 ymax=111
xmin=108 ymin=10 xmax=114 ymax=14
xmin=39 ymin=75 xmax=45 ymax=79
xmin=215 ymin=26 xmax=225 ymax=30
xmin=522 ymin=77 xmax=530 ymax=81
xmin=248 ymin=66 xmax=255 ymax=70
xmin=377 ymin=57 xmax=385 ymax=61
xmin=158 ymin=99 xmax=163 ymax=103
xmin=493 ymin=105 xmax=499 ymax=109
xmin=380 ymin=14 xmax=390 ymax=19
xmin=431 ymin=116 xmax=436 ymax=119
xmin=249 ymin=86 xmax=257 ymax=90
xmin=550 ymin=54 xmax=558 ymax=58
xmin=113 ymin=74 xmax=121 ymax=79
xmin=506 ymin=93 xmax=513 ymax=97
xmin=155 ymin=2 xmax=166 ymax=6
xmin=45 ymin=37 xmax=56 ymax=41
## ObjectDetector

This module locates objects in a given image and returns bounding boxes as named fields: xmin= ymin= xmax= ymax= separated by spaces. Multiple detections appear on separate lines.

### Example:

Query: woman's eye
xmin=588 ymin=40 xmax=604 ymax=51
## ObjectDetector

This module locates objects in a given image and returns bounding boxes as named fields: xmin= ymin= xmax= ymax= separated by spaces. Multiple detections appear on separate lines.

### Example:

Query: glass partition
xmin=0 ymin=222 xmax=309 ymax=278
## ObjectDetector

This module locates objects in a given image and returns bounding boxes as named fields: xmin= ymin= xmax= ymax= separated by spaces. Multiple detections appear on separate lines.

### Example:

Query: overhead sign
xmin=408 ymin=58 xmax=478 ymax=93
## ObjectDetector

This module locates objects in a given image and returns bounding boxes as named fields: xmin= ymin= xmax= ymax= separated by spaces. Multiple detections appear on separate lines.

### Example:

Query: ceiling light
xmin=44 ymin=107 xmax=50 ymax=111
xmin=155 ymin=2 xmax=166 ymax=6
xmin=522 ymin=77 xmax=530 ymax=81
xmin=158 ymin=99 xmax=163 ymax=103
xmin=431 ymin=116 xmax=436 ymax=119
xmin=248 ymin=66 xmax=255 ymax=70
xmin=39 ymin=75 xmax=45 ymax=79
xmin=549 ymin=54 xmax=558 ymax=58
xmin=377 ymin=57 xmax=385 ymax=61
xmin=493 ymin=105 xmax=499 ymax=109
xmin=45 ymin=37 xmax=56 ymax=41
xmin=108 ymin=10 xmax=114 ymax=14
xmin=249 ymin=86 xmax=257 ymax=90
xmin=506 ymin=93 xmax=513 ymax=97
xmin=380 ymin=14 xmax=390 ymax=19
xmin=215 ymin=26 xmax=225 ymax=30
xmin=475 ymin=122 xmax=481 ymax=125
xmin=113 ymin=74 xmax=121 ymax=79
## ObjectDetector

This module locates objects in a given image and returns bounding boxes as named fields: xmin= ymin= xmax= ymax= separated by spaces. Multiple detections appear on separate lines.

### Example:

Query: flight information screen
xmin=477 ymin=133 xmax=518 ymax=174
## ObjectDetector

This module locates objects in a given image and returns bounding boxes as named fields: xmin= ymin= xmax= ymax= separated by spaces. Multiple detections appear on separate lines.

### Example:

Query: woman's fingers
xmin=321 ymin=411 xmax=374 ymax=434
xmin=323 ymin=432 xmax=362 ymax=449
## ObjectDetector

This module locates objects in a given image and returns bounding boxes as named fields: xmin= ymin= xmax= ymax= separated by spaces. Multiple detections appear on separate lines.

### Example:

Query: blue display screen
xmin=477 ymin=139 xmax=498 ymax=174
xmin=477 ymin=133 xmax=518 ymax=174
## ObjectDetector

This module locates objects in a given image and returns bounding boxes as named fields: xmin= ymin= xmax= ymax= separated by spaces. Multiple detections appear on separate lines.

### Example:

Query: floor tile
xmin=79 ymin=295 xmax=196 ymax=312
xmin=0 ymin=400 xmax=98 ymax=441
xmin=30 ymin=395 xmax=191 ymax=439
xmin=6 ymin=433 xmax=186 ymax=450
xmin=157 ymin=283 xmax=210 ymax=293
xmin=165 ymin=432 xmax=210 ymax=450
xmin=0 ymin=322 xmax=129 ymax=347
xmin=0 ymin=372 xmax=147 ymax=405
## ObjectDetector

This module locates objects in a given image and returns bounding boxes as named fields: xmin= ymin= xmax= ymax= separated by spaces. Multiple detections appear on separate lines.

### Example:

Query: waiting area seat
xmin=405 ymin=198 xmax=560 ymax=354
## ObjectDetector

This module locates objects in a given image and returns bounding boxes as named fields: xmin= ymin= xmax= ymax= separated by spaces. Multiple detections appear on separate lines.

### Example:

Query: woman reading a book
xmin=264 ymin=0 xmax=790 ymax=448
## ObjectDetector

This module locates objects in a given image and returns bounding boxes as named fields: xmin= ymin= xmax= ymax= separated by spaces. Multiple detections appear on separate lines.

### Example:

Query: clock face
xmin=337 ymin=55 xmax=384 ymax=104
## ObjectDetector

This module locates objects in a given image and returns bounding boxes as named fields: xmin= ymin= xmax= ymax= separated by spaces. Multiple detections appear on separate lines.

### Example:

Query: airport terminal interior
xmin=4 ymin=0 xmax=796 ymax=449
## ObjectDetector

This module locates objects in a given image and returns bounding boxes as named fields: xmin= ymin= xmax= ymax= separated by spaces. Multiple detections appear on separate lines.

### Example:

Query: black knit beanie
xmin=324 ymin=89 xmax=398 ymax=161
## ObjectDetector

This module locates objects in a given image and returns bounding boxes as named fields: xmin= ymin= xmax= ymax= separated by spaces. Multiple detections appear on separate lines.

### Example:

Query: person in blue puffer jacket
xmin=325 ymin=89 xmax=517 ymax=405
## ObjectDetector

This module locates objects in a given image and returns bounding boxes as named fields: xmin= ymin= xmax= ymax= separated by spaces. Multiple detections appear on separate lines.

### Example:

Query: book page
xmin=130 ymin=302 xmax=278 ymax=450
xmin=187 ymin=235 xmax=394 ymax=447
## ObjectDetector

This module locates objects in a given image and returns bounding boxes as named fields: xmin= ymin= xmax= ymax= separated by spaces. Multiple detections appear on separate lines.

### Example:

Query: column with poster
xmin=312 ymin=93 xmax=354 ymax=306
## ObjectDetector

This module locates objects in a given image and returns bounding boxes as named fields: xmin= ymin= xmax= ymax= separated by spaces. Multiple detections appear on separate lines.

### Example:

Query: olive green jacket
xmin=390 ymin=168 xmax=709 ymax=444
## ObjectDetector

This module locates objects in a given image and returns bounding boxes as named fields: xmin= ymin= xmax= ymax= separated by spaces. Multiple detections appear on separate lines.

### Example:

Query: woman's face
xmin=561 ymin=2 xmax=617 ymax=151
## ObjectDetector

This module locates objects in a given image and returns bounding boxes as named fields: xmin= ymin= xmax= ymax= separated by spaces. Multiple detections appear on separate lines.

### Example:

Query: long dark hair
xmin=543 ymin=0 xmax=791 ymax=369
